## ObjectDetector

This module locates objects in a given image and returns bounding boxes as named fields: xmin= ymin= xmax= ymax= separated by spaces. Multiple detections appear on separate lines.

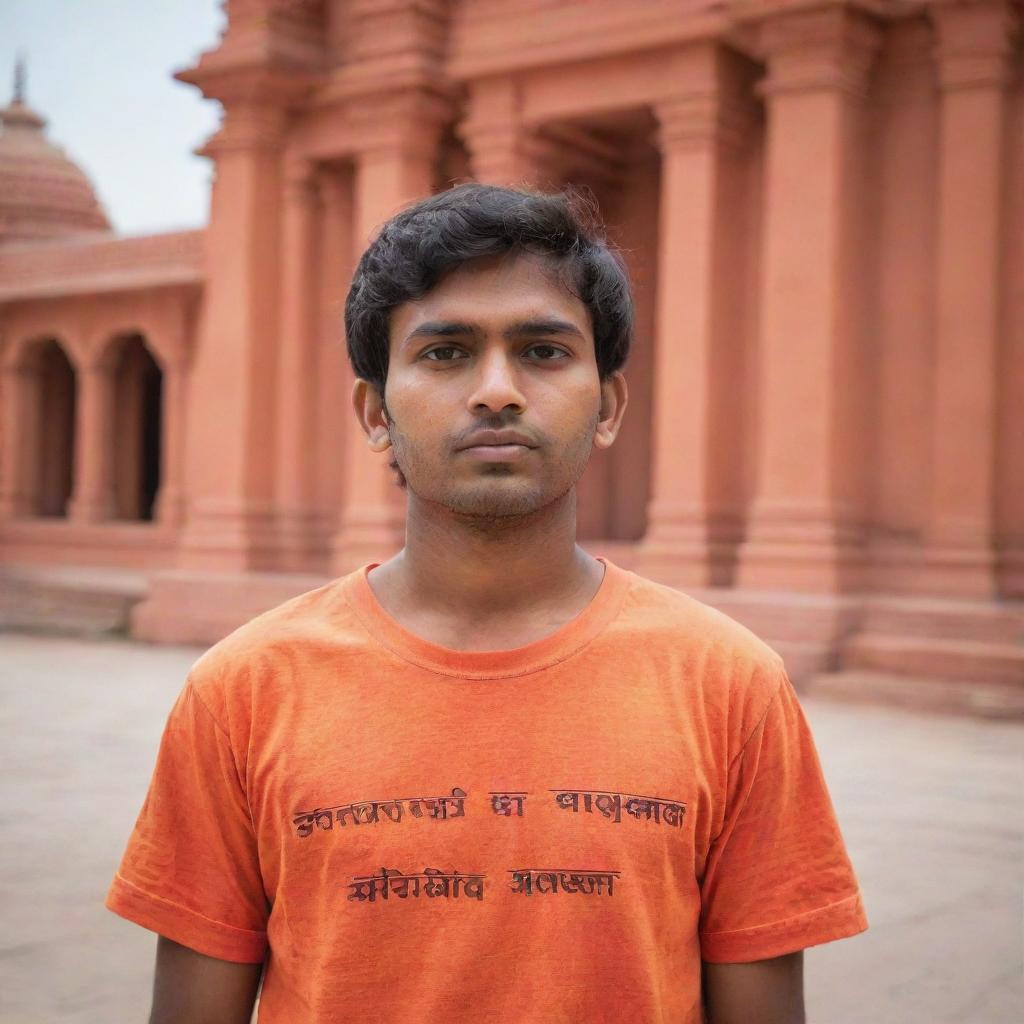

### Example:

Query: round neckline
xmin=342 ymin=555 xmax=632 ymax=680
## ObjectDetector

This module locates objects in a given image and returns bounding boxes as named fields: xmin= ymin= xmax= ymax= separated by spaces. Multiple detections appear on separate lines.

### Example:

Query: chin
xmin=433 ymin=481 xmax=557 ymax=519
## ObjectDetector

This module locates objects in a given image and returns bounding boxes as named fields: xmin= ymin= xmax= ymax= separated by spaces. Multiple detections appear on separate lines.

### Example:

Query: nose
xmin=465 ymin=347 xmax=526 ymax=415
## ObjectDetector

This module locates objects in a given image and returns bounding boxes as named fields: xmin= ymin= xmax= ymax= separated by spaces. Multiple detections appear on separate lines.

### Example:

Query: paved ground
xmin=1 ymin=632 xmax=1021 ymax=1024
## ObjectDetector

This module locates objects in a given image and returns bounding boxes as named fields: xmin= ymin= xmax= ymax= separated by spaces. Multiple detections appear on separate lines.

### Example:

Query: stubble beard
xmin=385 ymin=409 xmax=599 ymax=526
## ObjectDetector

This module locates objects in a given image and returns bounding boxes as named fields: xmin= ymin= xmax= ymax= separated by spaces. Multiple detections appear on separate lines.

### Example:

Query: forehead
xmin=390 ymin=252 xmax=592 ymax=340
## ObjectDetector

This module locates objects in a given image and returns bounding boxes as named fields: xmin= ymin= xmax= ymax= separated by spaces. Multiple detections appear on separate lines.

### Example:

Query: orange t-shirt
xmin=107 ymin=556 xmax=867 ymax=1023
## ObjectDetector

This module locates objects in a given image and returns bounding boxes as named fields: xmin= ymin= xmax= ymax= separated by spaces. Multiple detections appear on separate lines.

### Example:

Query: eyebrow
xmin=402 ymin=317 xmax=586 ymax=348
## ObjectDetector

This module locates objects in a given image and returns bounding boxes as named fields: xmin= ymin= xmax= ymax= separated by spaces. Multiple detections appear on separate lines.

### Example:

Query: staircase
xmin=0 ymin=563 xmax=148 ymax=637
xmin=803 ymin=594 xmax=1024 ymax=719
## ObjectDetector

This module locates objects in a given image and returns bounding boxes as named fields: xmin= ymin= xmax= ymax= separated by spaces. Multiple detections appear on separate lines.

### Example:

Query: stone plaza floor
xmin=1 ymin=631 xmax=1021 ymax=1024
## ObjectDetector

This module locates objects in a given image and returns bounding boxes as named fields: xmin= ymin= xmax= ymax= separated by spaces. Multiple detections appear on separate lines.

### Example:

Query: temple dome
xmin=0 ymin=66 xmax=111 ymax=245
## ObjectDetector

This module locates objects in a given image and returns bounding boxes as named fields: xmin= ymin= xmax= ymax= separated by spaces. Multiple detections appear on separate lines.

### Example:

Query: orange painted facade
xmin=1 ymin=0 xmax=1022 ymax=688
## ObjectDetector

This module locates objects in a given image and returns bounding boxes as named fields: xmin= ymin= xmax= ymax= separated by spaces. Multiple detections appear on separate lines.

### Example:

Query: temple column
xmin=636 ymin=43 xmax=754 ymax=587
xmin=315 ymin=167 xmax=355 ymax=538
xmin=175 ymin=99 xmax=288 ymax=570
xmin=921 ymin=0 xmax=1018 ymax=596
xmin=459 ymin=77 xmax=564 ymax=186
xmin=0 ymin=364 xmax=32 ymax=518
xmin=152 ymin=358 xmax=187 ymax=529
xmin=67 ymin=361 xmax=116 ymax=523
xmin=331 ymin=93 xmax=449 ymax=574
xmin=737 ymin=7 xmax=881 ymax=592
xmin=275 ymin=156 xmax=323 ymax=570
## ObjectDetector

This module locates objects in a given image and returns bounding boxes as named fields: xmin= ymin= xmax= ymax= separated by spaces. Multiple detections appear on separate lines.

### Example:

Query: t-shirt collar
xmin=343 ymin=555 xmax=632 ymax=680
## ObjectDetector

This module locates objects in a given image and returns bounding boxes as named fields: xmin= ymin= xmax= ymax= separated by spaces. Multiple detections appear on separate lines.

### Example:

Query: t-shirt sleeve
xmin=699 ymin=667 xmax=868 ymax=963
xmin=105 ymin=677 xmax=269 ymax=963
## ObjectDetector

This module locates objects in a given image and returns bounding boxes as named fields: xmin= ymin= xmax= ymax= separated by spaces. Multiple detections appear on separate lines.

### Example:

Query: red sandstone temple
xmin=0 ymin=0 xmax=1021 ymax=709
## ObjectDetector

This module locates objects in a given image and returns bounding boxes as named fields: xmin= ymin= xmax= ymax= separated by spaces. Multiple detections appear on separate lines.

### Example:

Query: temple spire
xmin=2 ymin=55 xmax=45 ymax=133
xmin=13 ymin=54 xmax=26 ymax=104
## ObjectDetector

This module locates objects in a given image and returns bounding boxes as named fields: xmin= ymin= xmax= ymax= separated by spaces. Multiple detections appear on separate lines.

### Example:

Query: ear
xmin=352 ymin=378 xmax=392 ymax=452
xmin=593 ymin=371 xmax=628 ymax=451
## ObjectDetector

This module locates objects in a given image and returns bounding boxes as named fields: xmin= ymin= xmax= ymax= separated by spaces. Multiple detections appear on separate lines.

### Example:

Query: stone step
xmin=0 ymin=564 xmax=148 ymax=637
xmin=131 ymin=568 xmax=331 ymax=645
xmin=843 ymin=633 xmax=1024 ymax=686
xmin=861 ymin=595 xmax=1024 ymax=646
xmin=765 ymin=640 xmax=835 ymax=683
xmin=688 ymin=587 xmax=860 ymax=646
xmin=687 ymin=588 xmax=860 ymax=684
xmin=801 ymin=669 xmax=1024 ymax=720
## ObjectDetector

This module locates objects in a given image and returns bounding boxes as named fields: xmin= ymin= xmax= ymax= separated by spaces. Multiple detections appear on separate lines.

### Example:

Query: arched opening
xmin=20 ymin=338 xmax=77 ymax=517
xmin=109 ymin=333 xmax=163 ymax=521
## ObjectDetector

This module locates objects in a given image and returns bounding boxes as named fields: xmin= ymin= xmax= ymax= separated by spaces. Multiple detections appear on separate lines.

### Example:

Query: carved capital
xmin=930 ymin=0 xmax=1020 ymax=91
xmin=344 ymin=88 xmax=452 ymax=159
xmin=458 ymin=75 xmax=524 ymax=145
xmin=318 ymin=0 xmax=450 ymax=103
xmin=655 ymin=94 xmax=754 ymax=152
xmin=202 ymin=103 xmax=289 ymax=154
xmin=654 ymin=42 xmax=759 ymax=152
xmin=756 ymin=7 xmax=883 ymax=99
xmin=182 ymin=0 xmax=327 ymax=97
xmin=457 ymin=123 xmax=552 ymax=184
xmin=459 ymin=121 xmax=594 ymax=187
xmin=176 ymin=49 xmax=323 ymax=108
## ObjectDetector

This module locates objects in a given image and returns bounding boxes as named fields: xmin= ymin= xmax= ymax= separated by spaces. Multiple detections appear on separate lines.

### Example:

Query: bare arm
xmin=703 ymin=951 xmax=805 ymax=1024
xmin=149 ymin=936 xmax=264 ymax=1024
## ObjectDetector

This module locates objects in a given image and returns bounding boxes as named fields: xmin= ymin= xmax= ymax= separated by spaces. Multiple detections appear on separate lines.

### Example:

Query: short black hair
xmin=344 ymin=182 xmax=633 ymax=398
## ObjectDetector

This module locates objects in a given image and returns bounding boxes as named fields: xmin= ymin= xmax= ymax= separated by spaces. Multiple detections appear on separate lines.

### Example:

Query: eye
xmin=526 ymin=344 xmax=570 ymax=360
xmin=422 ymin=346 xmax=467 ymax=361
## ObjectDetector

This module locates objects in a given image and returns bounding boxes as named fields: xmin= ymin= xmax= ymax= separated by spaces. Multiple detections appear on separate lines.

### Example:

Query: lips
xmin=456 ymin=429 xmax=537 ymax=451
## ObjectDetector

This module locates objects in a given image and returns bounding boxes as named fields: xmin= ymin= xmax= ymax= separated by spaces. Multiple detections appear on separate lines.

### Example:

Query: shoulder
xmin=183 ymin=572 xmax=367 ymax=727
xmin=616 ymin=570 xmax=784 ymax=673
xmin=611 ymin=568 xmax=787 ymax=737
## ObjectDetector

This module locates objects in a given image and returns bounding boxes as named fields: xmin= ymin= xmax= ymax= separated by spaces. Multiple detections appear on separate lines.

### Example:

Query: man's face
xmin=369 ymin=252 xmax=625 ymax=519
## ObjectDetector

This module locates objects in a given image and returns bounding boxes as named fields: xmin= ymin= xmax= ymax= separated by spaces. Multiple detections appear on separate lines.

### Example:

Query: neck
xmin=388 ymin=487 xmax=598 ymax=620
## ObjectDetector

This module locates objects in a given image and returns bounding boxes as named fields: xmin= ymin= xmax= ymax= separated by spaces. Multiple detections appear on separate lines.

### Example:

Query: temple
xmin=0 ymin=0 xmax=1021 ymax=705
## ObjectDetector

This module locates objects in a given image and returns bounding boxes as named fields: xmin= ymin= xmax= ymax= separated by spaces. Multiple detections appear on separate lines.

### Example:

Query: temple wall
xmin=1 ymin=0 xmax=1021 ymax=612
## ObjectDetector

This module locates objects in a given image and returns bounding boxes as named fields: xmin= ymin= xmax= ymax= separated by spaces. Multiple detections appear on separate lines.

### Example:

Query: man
xmin=107 ymin=183 xmax=867 ymax=1023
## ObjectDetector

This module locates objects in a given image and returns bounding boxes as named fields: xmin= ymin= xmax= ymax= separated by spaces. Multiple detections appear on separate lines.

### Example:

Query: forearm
xmin=703 ymin=951 xmax=806 ymax=1024
xmin=149 ymin=936 xmax=263 ymax=1024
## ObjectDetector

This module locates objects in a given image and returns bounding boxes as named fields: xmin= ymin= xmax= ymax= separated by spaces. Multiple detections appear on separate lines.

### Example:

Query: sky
xmin=0 ymin=0 xmax=226 ymax=236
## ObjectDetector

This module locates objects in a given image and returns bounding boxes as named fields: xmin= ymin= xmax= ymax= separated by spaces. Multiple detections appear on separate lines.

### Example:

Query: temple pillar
xmin=635 ymin=43 xmax=754 ymax=587
xmin=275 ymin=156 xmax=324 ymax=570
xmin=152 ymin=358 xmax=187 ymax=529
xmin=315 ymin=167 xmax=355 ymax=538
xmin=0 ymin=365 xmax=32 ymax=518
xmin=737 ymin=7 xmax=881 ymax=592
xmin=330 ymin=94 xmax=449 ymax=574
xmin=459 ymin=77 xmax=564 ymax=186
xmin=176 ymin=100 xmax=288 ymax=570
xmin=921 ymin=0 xmax=1018 ymax=596
xmin=67 ymin=362 xmax=116 ymax=523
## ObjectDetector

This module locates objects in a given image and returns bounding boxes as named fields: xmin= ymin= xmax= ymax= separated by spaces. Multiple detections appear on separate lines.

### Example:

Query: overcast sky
xmin=1 ymin=0 xmax=225 ymax=236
